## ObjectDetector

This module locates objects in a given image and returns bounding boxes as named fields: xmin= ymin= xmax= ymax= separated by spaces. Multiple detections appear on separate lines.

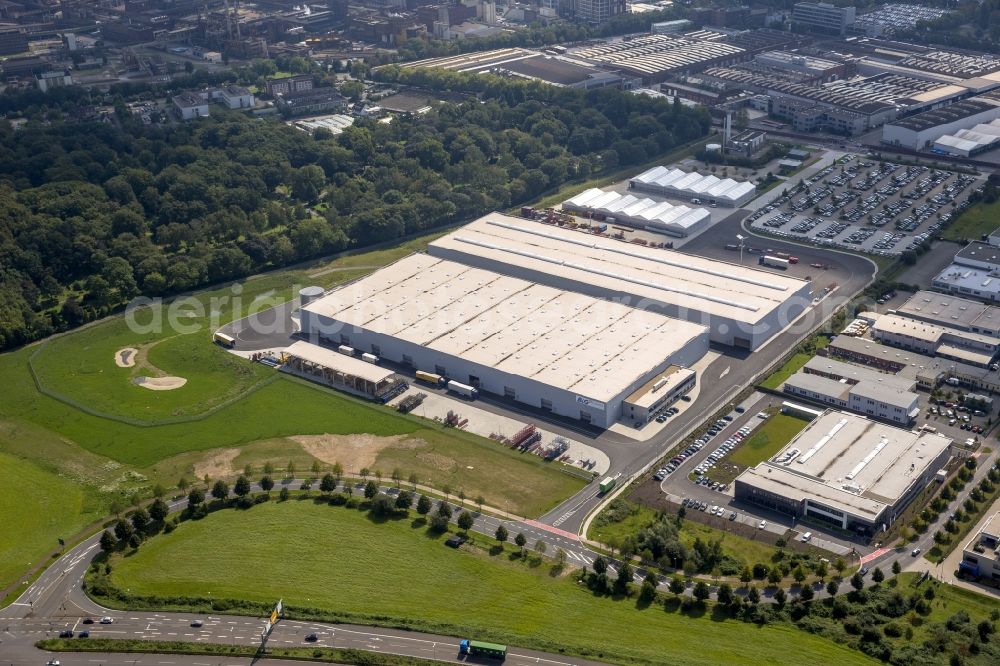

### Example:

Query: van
xmin=691 ymin=198 xmax=702 ymax=205
xmin=800 ymin=532 xmax=812 ymax=542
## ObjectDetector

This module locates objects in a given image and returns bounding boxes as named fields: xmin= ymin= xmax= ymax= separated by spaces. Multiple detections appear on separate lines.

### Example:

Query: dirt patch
xmin=293 ymin=433 xmax=425 ymax=471
xmin=192 ymin=448 xmax=241 ymax=480
xmin=115 ymin=347 xmax=138 ymax=368
xmin=134 ymin=376 xmax=187 ymax=391
xmin=415 ymin=451 xmax=458 ymax=473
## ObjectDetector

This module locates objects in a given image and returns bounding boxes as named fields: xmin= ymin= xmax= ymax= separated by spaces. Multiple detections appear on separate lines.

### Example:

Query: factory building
xmin=881 ymin=96 xmax=1000 ymax=152
xmin=562 ymin=188 xmax=712 ymax=237
xmin=735 ymin=410 xmax=953 ymax=534
xmin=299 ymin=252 xmax=709 ymax=428
xmin=933 ymin=242 xmax=1000 ymax=302
xmin=427 ymin=213 xmax=812 ymax=350
xmin=792 ymin=2 xmax=856 ymax=36
xmin=873 ymin=313 xmax=999 ymax=367
xmin=570 ymin=34 xmax=747 ymax=84
xmin=629 ymin=165 xmax=757 ymax=207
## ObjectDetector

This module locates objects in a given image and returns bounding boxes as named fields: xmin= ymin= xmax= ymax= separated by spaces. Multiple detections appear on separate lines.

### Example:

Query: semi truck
xmin=759 ymin=255 xmax=789 ymax=269
xmin=415 ymin=370 xmax=445 ymax=386
xmin=599 ymin=477 xmax=616 ymax=494
xmin=459 ymin=640 xmax=507 ymax=660
xmin=447 ymin=380 xmax=479 ymax=399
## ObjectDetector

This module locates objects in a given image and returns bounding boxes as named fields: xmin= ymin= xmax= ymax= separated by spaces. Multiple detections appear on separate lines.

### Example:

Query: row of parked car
xmin=693 ymin=423 xmax=754 ymax=477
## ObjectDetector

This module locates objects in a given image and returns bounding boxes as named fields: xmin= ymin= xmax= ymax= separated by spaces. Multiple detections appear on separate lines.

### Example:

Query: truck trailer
xmin=459 ymin=640 xmax=507 ymax=660
xmin=759 ymin=255 xmax=789 ymax=269
xmin=447 ymin=380 xmax=479 ymax=399
xmin=415 ymin=370 xmax=445 ymax=386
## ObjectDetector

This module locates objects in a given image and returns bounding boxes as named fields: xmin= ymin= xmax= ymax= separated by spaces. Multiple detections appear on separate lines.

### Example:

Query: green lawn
xmin=103 ymin=500 xmax=877 ymax=666
xmin=942 ymin=198 xmax=1000 ymax=242
xmin=588 ymin=501 xmax=779 ymax=572
xmin=759 ymin=337 xmax=829 ymax=390
xmin=728 ymin=413 xmax=811 ymax=469
xmin=0 ymin=230 xmax=576 ymax=597
xmin=0 ymin=453 xmax=101 ymax=590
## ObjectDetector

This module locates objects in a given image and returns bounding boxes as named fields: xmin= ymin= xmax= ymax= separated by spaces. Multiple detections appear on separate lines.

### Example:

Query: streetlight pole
xmin=736 ymin=234 xmax=746 ymax=264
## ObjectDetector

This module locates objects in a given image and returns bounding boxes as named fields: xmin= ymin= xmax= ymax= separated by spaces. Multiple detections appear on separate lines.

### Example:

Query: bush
xmin=428 ymin=514 xmax=449 ymax=533
xmin=883 ymin=622 xmax=903 ymax=638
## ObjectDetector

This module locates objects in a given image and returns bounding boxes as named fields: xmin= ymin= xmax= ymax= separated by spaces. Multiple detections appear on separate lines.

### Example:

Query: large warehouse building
xmin=561 ymin=188 xmax=713 ymax=237
xmin=427 ymin=213 xmax=813 ymax=350
xmin=299 ymin=252 xmax=710 ymax=427
xmin=629 ymin=165 xmax=757 ymax=207
xmin=735 ymin=410 xmax=953 ymax=534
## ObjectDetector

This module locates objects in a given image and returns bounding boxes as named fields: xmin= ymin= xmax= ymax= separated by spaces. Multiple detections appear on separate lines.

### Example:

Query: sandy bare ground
xmin=293 ymin=433 xmax=425 ymax=471
xmin=193 ymin=448 xmax=241 ymax=480
xmin=115 ymin=347 xmax=138 ymax=368
xmin=133 ymin=376 xmax=187 ymax=390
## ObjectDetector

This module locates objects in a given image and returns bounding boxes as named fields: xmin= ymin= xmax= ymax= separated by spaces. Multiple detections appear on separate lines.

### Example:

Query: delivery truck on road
xmin=599 ymin=477 xmax=616 ymax=494
xmin=460 ymin=640 xmax=507 ymax=660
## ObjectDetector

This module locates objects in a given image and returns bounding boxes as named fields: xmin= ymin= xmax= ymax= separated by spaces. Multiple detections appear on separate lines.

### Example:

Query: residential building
xmin=36 ymin=70 xmax=73 ymax=93
xmin=575 ymin=0 xmax=626 ymax=25
xmin=265 ymin=74 xmax=313 ymax=97
xmin=275 ymin=88 xmax=348 ymax=116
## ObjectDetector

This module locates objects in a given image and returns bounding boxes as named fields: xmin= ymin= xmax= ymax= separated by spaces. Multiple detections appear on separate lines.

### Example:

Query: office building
xmin=792 ymin=2 xmax=856 ymax=36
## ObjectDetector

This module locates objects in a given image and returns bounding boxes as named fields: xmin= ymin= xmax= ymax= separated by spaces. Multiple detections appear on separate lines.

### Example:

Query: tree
xmin=234 ymin=475 xmax=252 ymax=498
xmin=408 ymin=473 xmax=419 ymax=489
xmin=556 ymin=548 xmax=568 ymax=567
xmin=148 ymin=498 xmax=168 ymax=523
xmin=476 ymin=495 xmax=485 ymax=513
xmin=851 ymin=572 xmax=865 ymax=592
xmin=740 ymin=566 xmax=753 ymax=584
xmin=669 ymin=576 xmax=685 ymax=597
xmin=592 ymin=556 xmax=608 ymax=575
xmin=815 ymin=560 xmax=828 ymax=580
xmin=395 ymin=490 xmax=413 ymax=510
xmin=871 ymin=567 xmax=885 ymax=585
xmin=364 ymin=480 xmax=379 ymax=499
xmin=437 ymin=501 xmax=453 ymax=519
xmin=717 ymin=582 xmax=734 ymax=606
xmin=311 ymin=460 xmax=322 ymax=475
xmin=457 ymin=510 xmax=475 ymax=532
xmin=320 ymin=473 xmax=336 ymax=494
xmin=279 ymin=487 xmax=290 ymax=502
xmin=495 ymin=524 xmax=509 ymax=546
xmin=333 ymin=462 xmax=344 ymax=480
xmin=799 ymin=585 xmax=814 ymax=601
xmin=211 ymin=480 xmax=229 ymax=501
xmin=892 ymin=561 xmax=901 ymax=575
xmin=693 ymin=580 xmax=710 ymax=602
xmin=774 ymin=587 xmax=787 ymax=608
xmin=514 ymin=532 xmax=527 ymax=554
xmin=826 ymin=579 xmax=840 ymax=596
xmin=746 ymin=585 xmax=760 ymax=605
xmin=391 ymin=469 xmax=401 ymax=487
xmin=416 ymin=494 xmax=432 ymax=516
xmin=793 ymin=565 xmax=807 ymax=584
xmin=188 ymin=487 xmax=205 ymax=506
xmin=100 ymin=530 xmax=117 ymax=553
xmin=113 ymin=518 xmax=134 ymax=542
xmin=535 ymin=539 xmax=548 ymax=557
xmin=178 ymin=477 xmax=190 ymax=491
xmin=152 ymin=483 xmax=165 ymax=499
xmin=834 ymin=558 xmax=846 ymax=575
xmin=286 ymin=460 xmax=296 ymax=477
xmin=260 ymin=475 xmax=274 ymax=493
xmin=130 ymin=507 xmax=149 ymax=532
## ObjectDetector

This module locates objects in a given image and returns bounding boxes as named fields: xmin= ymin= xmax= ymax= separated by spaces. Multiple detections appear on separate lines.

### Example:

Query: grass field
xmin=728 ymin=413 xmax=810 ymax=469
xmin=0 ymin=453 xmax=101 ymax=590
xmin=759 ymin=337 xmax=829 ymax=391
xmin=103 ymin=500 xmax=877 ymax=666
xmin=588 ymin=502 xmax=778 ymax=573
xmin=0 ymin=230 xmax=584 ymax=597
xmin=942 ymin=198 xmax=1000 ymax=242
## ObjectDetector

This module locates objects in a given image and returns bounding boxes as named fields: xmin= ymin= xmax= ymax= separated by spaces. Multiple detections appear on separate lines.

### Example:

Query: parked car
xmin=759 ymin=520 xmax=767 ymax=529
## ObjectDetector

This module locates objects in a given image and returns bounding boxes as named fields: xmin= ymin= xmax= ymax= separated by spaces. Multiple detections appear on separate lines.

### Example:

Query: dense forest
xmin=0 ymin=73 xmax=711 ymax=349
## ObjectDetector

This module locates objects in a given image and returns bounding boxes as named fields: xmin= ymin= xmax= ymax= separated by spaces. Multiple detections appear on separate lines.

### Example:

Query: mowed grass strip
xmin=107 ymin=501 xmax=878 ymax=666
xmin=728 ymin=413 xmax=811 ymax=469
xmin=0 ymin=453 xmax=96 ymax=589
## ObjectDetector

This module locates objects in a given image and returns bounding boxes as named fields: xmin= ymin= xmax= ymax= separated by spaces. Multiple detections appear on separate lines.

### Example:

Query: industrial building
xmin=282 ymin=340 xmax=405 ymax=402
xmin=881 ymin=96 xmax=1000 ymax=151
xmin=735 ymin=410 xmax=953 ymax=533
xmin=897 ymin=290 xmax=1000 ymax=338
xmin=873 ymin=313 xmax=999 ymax=367
xmin=299 ymin=252 xmax=710 ymax=428
xmin=562 ymin=188 xmax=713 ymax=237
xmin=792 ymin=2 xmax=856 ymax=36
xmin=629 ymin=165 xmax=757 ymax=207
xmin=960 ymin=512 xmax=1000 ymax=582
xmin=825 ymin=335 xmax=1000 ymax=394
xmin=570 ymin=34 xmax=747 ymax=84
xmin=427 ymin=213 xmax=813 ymax=350
xmin=784 ymin=357 xmax=920 ymax=425
xmin=932 ymin=243 xmax=1000 ymax=302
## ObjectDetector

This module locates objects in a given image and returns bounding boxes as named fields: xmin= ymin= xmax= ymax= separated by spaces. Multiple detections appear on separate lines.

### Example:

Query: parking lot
xmin=746 ymin=155 xmax=980 ymax=256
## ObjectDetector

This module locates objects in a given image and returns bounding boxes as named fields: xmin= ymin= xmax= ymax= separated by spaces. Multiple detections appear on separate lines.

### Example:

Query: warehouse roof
xmin=738 ymin=410 xmax=953 ymax=520
xmin=874 ymin=313 xmax=945 ymax=344
xmin=803 ymin=356 xmax=916 ymax=391
xmin=631 ymin=165 xmax=757 ymax=202
xmin=896 ymin=289 xmax=1000 ymax=334
xmin=889 ymin=98 xmax=999 ymax=132
xmin=933 ymin=263 xmax=1000 ymax=301
xmin=955 ymin=241 xmax=1000 ymax=270
xmin=571 ymin=34 xmax=745 ymax=77
xmin=302 ymin=253 xmax=707 ymax=403
xmin=427 ymin=213 xmax=809 ymax=325
xmin=563 ymin=188 xmax=711 ymax=233
xmin=284 ymin=340 xmax=397 ymax=384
